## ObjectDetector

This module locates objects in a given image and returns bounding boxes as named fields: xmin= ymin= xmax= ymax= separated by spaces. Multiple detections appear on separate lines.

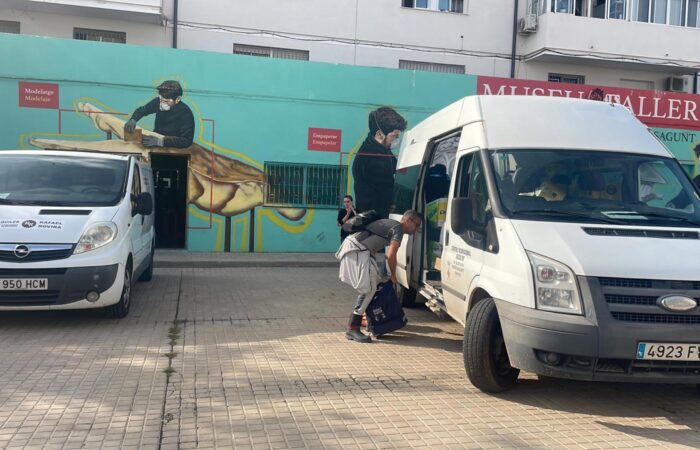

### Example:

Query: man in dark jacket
xmin=352 ymin=107 xmax=407 ymax=218
xmin=124 ymin=80 xmax=195 ymax=149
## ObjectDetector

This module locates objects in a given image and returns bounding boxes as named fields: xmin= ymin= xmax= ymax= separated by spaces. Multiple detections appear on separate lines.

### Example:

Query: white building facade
xmin=1 ymin=0 xmax=699 ymax=92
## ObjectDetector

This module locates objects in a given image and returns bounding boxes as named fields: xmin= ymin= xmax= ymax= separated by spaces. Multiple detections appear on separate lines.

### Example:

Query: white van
xmin=0 ymin=150 xmax=155 ymax=318
xmin=393 ymin=95 xmax=700 ymax=392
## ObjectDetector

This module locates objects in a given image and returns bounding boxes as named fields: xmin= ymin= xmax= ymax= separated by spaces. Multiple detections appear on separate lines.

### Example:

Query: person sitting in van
xmin=336 ymin=210 xmax=422 ymax=343
xmin=352 ymin=107 xmax=407 ymax=218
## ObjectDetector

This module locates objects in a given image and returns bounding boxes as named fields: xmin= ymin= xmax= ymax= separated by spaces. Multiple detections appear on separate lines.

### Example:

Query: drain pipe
xmin=694 ymin=72 xmax=698 ymax=94
xmin=510 ymin=0 xmax=518 ymax=78
xmin=172 ymin=0 xmax=178 ymax=49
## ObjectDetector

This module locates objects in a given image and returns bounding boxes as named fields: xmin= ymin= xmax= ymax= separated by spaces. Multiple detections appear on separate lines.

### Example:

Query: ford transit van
xmin=0 ymin=151 xmax=155 ymax=318
xmin=393 ymin=95 xmax=700 ymax=392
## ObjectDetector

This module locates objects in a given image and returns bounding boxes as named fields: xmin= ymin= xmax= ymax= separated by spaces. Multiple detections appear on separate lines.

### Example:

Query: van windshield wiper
xmin=0 ymin=198 xmax=40 ymax=206
xmin=619 ymin=210 xmax=700 ymax=227
xmin=510 ymin=209 xmax=627 ymax=225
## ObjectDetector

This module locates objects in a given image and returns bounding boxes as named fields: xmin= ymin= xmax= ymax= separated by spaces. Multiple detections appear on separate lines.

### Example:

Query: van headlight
xmin=527 ymin=252 xmax=583 ymax=315
xmin=74 ymin=222 xmax=118 ymax=254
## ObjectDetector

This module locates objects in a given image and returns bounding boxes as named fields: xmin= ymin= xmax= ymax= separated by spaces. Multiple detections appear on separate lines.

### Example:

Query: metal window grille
xmin=73 ymin=28 xmax=126 ymax=43
xmin=234 ymin=44 xmax=309 ymax=61
xmin=399 ymin=59 xmax=465 ymax=74
xmin=264 ymin=162 xmax=348 ymax=209
xmin=0 ymin=20 xmax=20 ymax=34
xmin=548 ymin=73 xmax=586 ymax=84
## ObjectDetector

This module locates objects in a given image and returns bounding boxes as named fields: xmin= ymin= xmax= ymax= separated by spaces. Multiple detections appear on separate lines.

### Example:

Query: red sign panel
xmin=18 ymin=82 xmax=59 ymax=109
xmin=308 ymin=128 xmax=342 ymax=152
xmin=477 ymin=76 xmax=700 ymax=130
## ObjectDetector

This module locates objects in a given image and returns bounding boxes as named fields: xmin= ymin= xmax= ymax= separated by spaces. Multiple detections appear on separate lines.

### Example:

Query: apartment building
xmin=1 ymin=0 xmax=698 ymax=92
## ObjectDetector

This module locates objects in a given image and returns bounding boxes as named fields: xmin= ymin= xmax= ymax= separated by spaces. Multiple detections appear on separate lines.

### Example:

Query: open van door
xmin=391 ymin=164 xmax=422 ymax=299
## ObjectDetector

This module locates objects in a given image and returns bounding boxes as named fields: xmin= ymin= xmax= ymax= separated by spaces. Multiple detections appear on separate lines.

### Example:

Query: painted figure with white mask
xmin=124 ymin=80 xmax=195 ymax=149
xmin=352 ymin=107 xmax=407 ymax=219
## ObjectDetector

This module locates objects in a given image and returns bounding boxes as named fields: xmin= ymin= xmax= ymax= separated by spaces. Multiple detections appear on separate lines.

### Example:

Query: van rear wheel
xmin=396 ymin=283 xmax=417 ymax=308
xmin=464 ymin=298 xmax=519 ymax=393
xmin=104 ymin=265 xmax=132 ymax=319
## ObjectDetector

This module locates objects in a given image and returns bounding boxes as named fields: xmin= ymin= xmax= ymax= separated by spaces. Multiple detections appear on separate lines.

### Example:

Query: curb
xmin=154 ymin=260 xmax=339 ymax=269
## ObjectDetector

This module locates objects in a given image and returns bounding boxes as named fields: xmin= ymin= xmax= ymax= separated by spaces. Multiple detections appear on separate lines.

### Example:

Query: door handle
xmin=445 ymin=233 xmax=449 ymax=246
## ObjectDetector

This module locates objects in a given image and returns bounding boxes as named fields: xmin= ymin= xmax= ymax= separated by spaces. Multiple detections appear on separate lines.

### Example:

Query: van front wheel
xmin=464 ymin=298 xmax=519 ymax=393
xmin=104 ymin=265 xmax=132 ymax=319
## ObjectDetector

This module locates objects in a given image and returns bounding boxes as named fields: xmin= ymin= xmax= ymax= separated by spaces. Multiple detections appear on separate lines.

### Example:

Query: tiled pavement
xmin=0 ymin=267 xmax=699 ymax=449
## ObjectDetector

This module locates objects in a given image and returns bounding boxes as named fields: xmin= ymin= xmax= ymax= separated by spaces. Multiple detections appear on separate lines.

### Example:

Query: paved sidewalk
xmin=154 ymin=250 xmax=337 ymax=268
xmin=0 ymin=267 xmax=698 ymax=449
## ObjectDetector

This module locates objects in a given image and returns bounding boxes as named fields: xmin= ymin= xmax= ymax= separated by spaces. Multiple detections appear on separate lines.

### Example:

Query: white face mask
xmin=159 ymin=101 xmax=171 ymax=112
xmin=390 ymin=139 xmax=400 ymax=151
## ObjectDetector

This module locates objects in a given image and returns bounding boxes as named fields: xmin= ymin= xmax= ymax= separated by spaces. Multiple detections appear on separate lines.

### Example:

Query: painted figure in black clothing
xmin=124 ymin=80 xmax=195 ymax=149
xmin=352 ymin=107 xmax=407 ymax=218
xmin=337 ymin=195 xmax=357 ymax=242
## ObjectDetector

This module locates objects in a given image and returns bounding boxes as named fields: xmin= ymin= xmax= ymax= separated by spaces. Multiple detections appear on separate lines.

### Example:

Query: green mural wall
xmin=0 ymin=34 xmax=477 ymax=252
xmin=2 ymin=34 xmax=698 ymax=252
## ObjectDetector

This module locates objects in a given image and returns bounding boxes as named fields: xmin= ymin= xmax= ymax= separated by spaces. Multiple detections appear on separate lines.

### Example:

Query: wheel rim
xmin=122 ymin=270 xmax=131 ymax=309
xmin=491 ymin=324 xmax=513 ymax=376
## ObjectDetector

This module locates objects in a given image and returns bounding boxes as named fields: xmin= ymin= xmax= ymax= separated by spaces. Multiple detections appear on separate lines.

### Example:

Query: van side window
xmin=454 ymin=153 xmax=474 ymax=198
xmin=130 ymin=164 xmax=141 ymax=211
xmin=454 ymin=152 xmax=491 ymax=248
xmin=393 ymin=165 xmax=421 ymax=215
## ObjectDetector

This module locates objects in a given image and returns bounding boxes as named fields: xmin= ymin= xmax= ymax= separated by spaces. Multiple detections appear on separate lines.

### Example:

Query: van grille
xmin=599 ymin=278 xmax=652 ymax=289
xmin=0 ymin=245 xmax=73 ymax=263
xmin=595 ymin=277 xmax=700 ymax=325
xmin=605 ymin=294 xmax=658 ymax=306
xmin=0 ymin=290 xmax=60 ymax=305
xmin=611 ymin=312 xmax=700 ymax=324
xmin=631 ymin=360 xmax=700 ymax=375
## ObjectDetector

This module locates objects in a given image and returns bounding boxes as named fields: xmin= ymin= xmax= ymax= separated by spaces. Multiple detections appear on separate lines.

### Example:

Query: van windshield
xmin=0 ymin=154 xmax=128 ymax=207
xmin=490 ymin=149 xmax=700 ymax=228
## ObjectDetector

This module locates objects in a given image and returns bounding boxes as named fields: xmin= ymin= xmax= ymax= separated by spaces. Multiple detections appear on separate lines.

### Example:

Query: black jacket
xmin=130 ymin=98 xmax=195 ymax=148
xmin=352 ymin=135 xmax=397 ymax=218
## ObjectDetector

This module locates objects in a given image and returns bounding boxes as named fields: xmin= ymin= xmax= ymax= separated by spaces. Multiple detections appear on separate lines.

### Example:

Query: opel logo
xmin=13 ymin=245 xmax=31 ymax=259
xmin=658 ymin=295 xmax=697 ymax=312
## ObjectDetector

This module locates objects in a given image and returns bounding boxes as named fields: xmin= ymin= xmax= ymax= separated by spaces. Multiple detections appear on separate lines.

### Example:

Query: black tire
xmin=104 ymin=264 xmax=132 ymax=319
xmin=463 ymin=298 xmax=519 ymax=393
xmin=138 ymin=242 xmax=154 ymax=282
xmin=396 ymin=283 xmax=417 ymax=308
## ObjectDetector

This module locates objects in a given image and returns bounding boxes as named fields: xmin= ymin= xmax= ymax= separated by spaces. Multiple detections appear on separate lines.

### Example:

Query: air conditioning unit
xmin=518 ymin=14 xmax=538 ymax=34
xmin=666 ymin=76 xmax=685 ymax=92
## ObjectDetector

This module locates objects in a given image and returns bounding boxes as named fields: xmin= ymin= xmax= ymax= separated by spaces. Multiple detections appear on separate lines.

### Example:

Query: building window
xmin=548 ymin=73 xmax=586 ymax=84
xmin=0 ymin=20 xmax=20 ymax=34
xmin=399 ymin=60 xmax=465 ymax=74
xmin=402 ymin=0 xmax=465 ymax=13
xmin=233 ymin=44 xmax=309 ymax=61
xmin=264 ymin=162 xmax=348 ymax=209
xmin=73 ymin=28 xmax=126 ymax=43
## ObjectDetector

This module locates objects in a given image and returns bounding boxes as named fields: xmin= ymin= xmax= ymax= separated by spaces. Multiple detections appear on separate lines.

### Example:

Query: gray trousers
xmin=352 ymin=254 xmax=379 ymax=316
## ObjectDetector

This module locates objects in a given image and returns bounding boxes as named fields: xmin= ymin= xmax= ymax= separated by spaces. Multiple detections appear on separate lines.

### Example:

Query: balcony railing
xmin=529 ymin=0 xmax=700 ymax=28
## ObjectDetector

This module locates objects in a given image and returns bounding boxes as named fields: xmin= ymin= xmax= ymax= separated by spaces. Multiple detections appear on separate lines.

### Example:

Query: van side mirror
xmin=450 ymin=197 xmax=485 ymax=235
xmin=132 ymin=192 xmax=153 ymax=216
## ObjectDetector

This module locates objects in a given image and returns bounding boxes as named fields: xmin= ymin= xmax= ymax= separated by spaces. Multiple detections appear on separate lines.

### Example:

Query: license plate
xmin=0 ymin=279 xmax=48 ymax=291
xmin=637 ymin=342 xmax=700 ymax=361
